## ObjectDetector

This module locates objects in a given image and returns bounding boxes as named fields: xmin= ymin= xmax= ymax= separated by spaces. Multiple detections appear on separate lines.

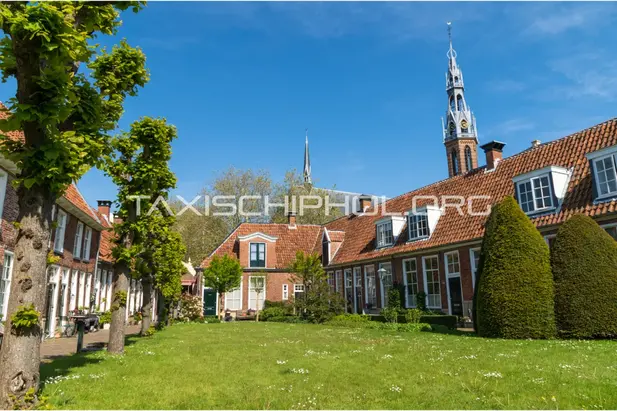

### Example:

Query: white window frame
xmin=469 ymin=247 xmax=481 ymax=289
xmin=335 ymin=270 xmax=342 ymax=293
xmin=402 ymin=258 xmax=418 ymax=308
xmin=327 ymin=271 xmax=335 ymax=292
xmin=248 ymin=276 xmax=266 ymax=311
xmin=225 ymin=279 xmax=243 ymax=311
xmin=82 ymin=226 xmax=92 ymax=262
xmin=282 ymin=284 xmax=288 ymax=301
xmin=516 ymin=174 xmax=554 ymax=214
xmin=344 ymin=268 xmax=353 ymax=312
xmin=408 ymin=213 xmax=430 ymax=241
xmin=249 ymin=242 xmax=266 ymax=268
xmin=376 ymin=221 xmax=394 ymax=248
xmin=54 ymin=209 xmax=67 ymax=253
xmin=353 ymin=266 xmax=362 ymax=313
xmin=378 ymin=262 xmax=393 ymax=309
xmin=363 ymin=265 xmax=377 ymax=308
xmin=444 ymin=251 xmax=462 ymax=316
xmin=422 ymin=255 xmax=441 ymax=309
xmin=73 ymin=221 xmax=84 ymax=259
xmin=0 ymin=251 xmax=15 ymax=319
xmin=591 ymin=153 xmax=617 ymax=199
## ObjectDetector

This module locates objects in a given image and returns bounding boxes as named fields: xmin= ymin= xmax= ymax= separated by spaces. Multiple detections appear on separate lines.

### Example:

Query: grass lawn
xmin=41 ymin=322 xmax=617 ymax=409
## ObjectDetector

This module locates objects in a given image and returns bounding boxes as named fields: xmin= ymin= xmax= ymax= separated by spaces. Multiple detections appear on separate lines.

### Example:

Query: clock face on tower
xmin=460 ymin=119 xmax=468 ymax=130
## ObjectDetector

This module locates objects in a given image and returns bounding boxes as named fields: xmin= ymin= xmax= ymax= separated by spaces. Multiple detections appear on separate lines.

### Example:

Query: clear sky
xmin=2 ymin=2 xmax=617 ymax=208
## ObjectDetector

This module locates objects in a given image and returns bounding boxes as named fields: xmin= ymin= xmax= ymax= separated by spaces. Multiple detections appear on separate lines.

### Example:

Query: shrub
xmin=330 ymin=314 xmax=371 ymax=323
xmin=386 ymin=287 xmax=402 ymax=310
xmin=405 ymin=308 xmax=423 ymax=324
xmin=416 ymin=291 xmax=427 ymax=312
xmin=261 ymin=307 xmax=288 ymax=321
xmin=99 ymin=311 xmax=112 ymax=325
xmin=204 ymin=316 xmax=221 ymax=324
xmin=551 ymin=215 xmax=617 ymax=338
xmin=419 ymin=315 xmax=458 ymax=329
xmin=178 ymin=294 xmax=203 ymax=322
xmin=379 ymin=322 xmax=432 ymax=332
xmin=475 ymin=196 xmax=555 ymax=339
xmin=381 ymin=307 xmax=399 ymax=323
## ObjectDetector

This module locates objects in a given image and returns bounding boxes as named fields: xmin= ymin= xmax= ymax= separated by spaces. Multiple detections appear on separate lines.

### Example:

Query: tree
xmin=251 ymin=273 xmax=267 ymax=322
xmin=474 ymin=196 xmax=555 ymax=339
xmin=289 ymin=251 xmax=344 ymax=323
xmin=203 ymin=255 xmax=243 ymax=319
xmin=0 ymin=3 xmax=147 ymax=406
xmin=105 ymin=117 xmax=177 ymax=353
xmin=551 ymin=215 xmax=617 ymax=338
xmin=271 ymin=170 xmax=343 ymax=225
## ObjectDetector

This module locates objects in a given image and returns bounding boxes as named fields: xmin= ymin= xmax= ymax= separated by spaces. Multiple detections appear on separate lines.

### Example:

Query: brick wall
xmin=444 ymin=137 xmax=479 ymax=177
xmin=0 ymin=170 xmax=19 ymax=264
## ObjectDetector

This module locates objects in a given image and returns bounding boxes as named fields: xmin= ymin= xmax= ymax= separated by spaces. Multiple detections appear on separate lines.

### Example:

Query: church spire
xmin=442 ymin=22 xmax=479 ymax=177
xmin=303 ymin=129 xmax=312 ymax=185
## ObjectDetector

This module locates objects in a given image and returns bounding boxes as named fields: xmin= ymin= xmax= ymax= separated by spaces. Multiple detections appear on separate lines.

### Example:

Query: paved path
xmin=40 ymin=325 xmax=141 ymax=361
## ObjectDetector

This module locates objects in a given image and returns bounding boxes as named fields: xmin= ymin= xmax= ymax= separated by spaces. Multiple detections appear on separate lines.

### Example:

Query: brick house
xmin=203 ymin=34 xmax=617 ymax=318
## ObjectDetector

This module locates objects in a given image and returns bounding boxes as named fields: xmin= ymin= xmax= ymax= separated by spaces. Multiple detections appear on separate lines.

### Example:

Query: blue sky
xmin=2 ymin=2 xmax=617 ymax=208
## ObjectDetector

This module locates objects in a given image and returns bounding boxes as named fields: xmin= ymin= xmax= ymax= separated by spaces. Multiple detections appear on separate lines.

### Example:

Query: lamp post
xmin=377 ymin=268 xmax=387 ymax=308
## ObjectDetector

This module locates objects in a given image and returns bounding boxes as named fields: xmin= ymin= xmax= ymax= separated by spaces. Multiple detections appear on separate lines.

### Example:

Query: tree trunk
xmin=107 ymin=263 xmax=129 ymax=354
xmin=0 ymin=188 xmax=53 ymax=409
xmin=140 ymin=277 xmax=153 ymax=335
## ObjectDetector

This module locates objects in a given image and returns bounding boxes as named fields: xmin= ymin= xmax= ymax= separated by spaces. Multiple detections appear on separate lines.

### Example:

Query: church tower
xmin=442 ymin=22 xmax=478 ymax=177
xmin=303 ymin=129 xmax=312 ymax=185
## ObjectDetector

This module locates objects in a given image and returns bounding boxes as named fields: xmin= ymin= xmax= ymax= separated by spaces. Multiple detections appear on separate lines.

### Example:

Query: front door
xmin=203 ymin=289 xmax=217 ymax=316
xmin=448 ymin=277 xmax=463 ymax=316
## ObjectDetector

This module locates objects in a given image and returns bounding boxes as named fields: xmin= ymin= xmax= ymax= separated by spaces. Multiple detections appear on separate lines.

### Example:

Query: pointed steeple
xmin=303 ymin=129 xmax=312 ymax=185
xmin=442 ymin=22 xmax=479 ymax=177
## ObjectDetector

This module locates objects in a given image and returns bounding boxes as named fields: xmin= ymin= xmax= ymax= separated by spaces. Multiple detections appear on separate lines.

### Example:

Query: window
xmin=594 ymin=155 xmax=617 ymax=197
xmin=408 ymin=214 xmax=429 ymax=240
xmin=604 ymin=226 xmax=617 ymax=241
xmin=78 ymin=271 xmax=86 ymax=309
xmin=364 ymin=265 xmax=377 ymax=309
xmin=451 ymin=150 xmax=459 ymax=175
xmin=335 ymin=270 xmax=342 ymax=293
xmin=469 ymin=248 xmax=481 ymax=288
xmin=249 ymin=276 xmax=266 ymax=310
xmin=517 ymin=175 xmax=553 ymax=213
xmin=464 ymin=146 xmax=473 ymax=171
xmin=82 ymin=227 xmax=92 ymax=261
xmin=225 ymin=280 xmax=242 ymax=311
xmin=544 ymin=235 xmax=557 ymax=250
xmin=54 ymin=210 xmax=67 ymax=253
xmin=249 ymin=243 xmax=265 ymax=268
xmin=353 ymin=267 xmax=362 ymax=313
xmin=294 ymin=284 xmax=304 ymax=300
xmin=0 ymin=252 xmax=14 ymax=319
xmin=282 ymin=284 xmax=289 ymax=301
xmin=423 ymin=256 xmax=441 ymax=309
xmin=445 ymin=252 xmax=460 ymax=277
xmin=344 ymin=269 xmax=353 ymax=312
xmin=376 ymin=221 xmax=394 ymax=248
xmin=327 ymin=271 xmax=335 ymax=292
xmin=73 ymin=222 xmax=84 ymax=259
xmin=403 ymin=258 xmax=418 ymax=308
xmin=456 ymin=94 xmax=464 ymax=111
xmin=378 ymin=262 xmax=393 ymax=308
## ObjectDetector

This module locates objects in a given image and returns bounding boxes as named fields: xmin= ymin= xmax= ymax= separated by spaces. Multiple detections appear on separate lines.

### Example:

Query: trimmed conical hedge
xmin=475 ymin=196 xmax=555 ymax=339
xmin=552 ymin=214 xmax=617 ymax=338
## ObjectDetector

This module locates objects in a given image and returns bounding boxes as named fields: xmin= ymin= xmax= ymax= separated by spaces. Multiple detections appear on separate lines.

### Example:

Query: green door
xmin=203 ymin=289 xmax=217 ymax=316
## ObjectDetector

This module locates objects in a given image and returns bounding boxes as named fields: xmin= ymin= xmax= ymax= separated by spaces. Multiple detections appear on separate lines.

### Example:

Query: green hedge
xmin=475 ymin=196 xmax=555 ymax=339
xmin=419 ymin=315 xmax=458 ymax=329
xmin=266 ymin=316 xmax=307 ymax=324
xmin=552 ymin=215 xmax=617 ymax=338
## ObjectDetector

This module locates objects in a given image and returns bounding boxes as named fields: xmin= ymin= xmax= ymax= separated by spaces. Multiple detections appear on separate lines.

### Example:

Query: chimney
xmin=287 ymin=211 xmax=297 ymax=228
xmin=480 ymin=141 xmax=506 ymax=170
xmin=97 ymin=200 xmax=112 ymax=221
xmin=358 ymin=195 xmax=372 ymax=213
xmin=531 ymin=139 xmax=541 ymax=148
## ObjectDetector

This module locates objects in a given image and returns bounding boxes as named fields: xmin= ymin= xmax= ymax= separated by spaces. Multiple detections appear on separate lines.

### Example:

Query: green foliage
xmin=99 ymin=311 xmax=112 ymax=325
xmin=386 ymin=287 xmax=402 ymax=310
xmin=143 ymin=326 xmax=156 ymax=337
xmin=551 ymin=215 xmax=617 ymax=338
xmin=475 ymin=196 xmax=555 ymax=339
xmin=326 ymin=316 xmax=431 ymax=332
xmin=203 ymin=316 xmax=221 ymax=324
xmin=204 ymin=254 xmax=243 ymax=297
xmin=260 ymin=307 xmax=288 ymax=321
xmin=416 ymin=291 xmax=427 ymax=312
xmin=114 ymin=291 xmax=127 ymax=307
xmin=381 ymin=307 xmax=399 ymax=323
xmin=418 ymin=315 xmax=458 ymax=330
xmin=329 ymin=314 xmax=370 ymax=323
xmin=0 ymin=2 xmax=147 ymax=196
xmin=405 ymin=308 xmax=423 ymax=324
xmin=8 ymin=386 xmax=50 ymax=410
xmin=46 ymin=251 xmax=60 ymax=266
xmin=289 ymin=251 xmax=345 ymax=323
xmin=265 ymin=316 xmax=307 ymax=324
xmin=263 ymin=300 xmax=294 ymax=313
xmin=178 ymin=294 xmax=202 ymax=322
xmin=10 ymin=304 xmax=40 ymax=330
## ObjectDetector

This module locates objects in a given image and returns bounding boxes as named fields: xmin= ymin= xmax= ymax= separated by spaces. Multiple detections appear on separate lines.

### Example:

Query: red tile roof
xmin=92 ymin=208 xmax=114 ymax=263
xmin=0 ymin=102 xmax=25 ymax=143
xmin=203 ymin=223 xmax=322 ymax=269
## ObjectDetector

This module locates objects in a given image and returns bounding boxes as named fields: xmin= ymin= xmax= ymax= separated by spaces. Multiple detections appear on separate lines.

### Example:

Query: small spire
xmin=303 ymin=129 xmax=312 ymax=185
xmin=446 ymin=21 xmax=457 ymax=62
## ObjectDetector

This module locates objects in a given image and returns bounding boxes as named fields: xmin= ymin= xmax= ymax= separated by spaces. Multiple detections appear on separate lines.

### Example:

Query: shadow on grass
xmin=40 ymin=333 xmax=142 ymax=389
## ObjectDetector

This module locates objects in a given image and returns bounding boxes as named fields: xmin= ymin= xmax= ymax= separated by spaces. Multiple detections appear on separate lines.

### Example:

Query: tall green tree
xmin=474 ymin=196 xmax=555 ymax=339
xmin=203 ymin=254 xmax=242 ymax=319
xmin=289 ymin=251 xmax=344 ymax=323
xmin=551 ymin=215 xmax=617 ymax=338
xmin=105 ymin=117 xmax=177 ymax=353
xmin=0 ymin=3 xmax=147 ymax=406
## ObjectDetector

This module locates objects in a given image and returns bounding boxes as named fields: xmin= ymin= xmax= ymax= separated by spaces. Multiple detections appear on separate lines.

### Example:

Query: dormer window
xmin=513 ymin=166 xmax=571 ymax=215
xmin=587 ymin=146 xmax=617 ymax=200
xmin=407 ymin=205 xmax=442 ymax=242
xmin=376 ymin=221 xmax=393 ymax=248
xmin=249 ymin=243 xmax=266 ymax=268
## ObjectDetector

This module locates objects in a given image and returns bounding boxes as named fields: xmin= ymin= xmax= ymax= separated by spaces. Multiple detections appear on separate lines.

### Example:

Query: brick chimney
xmin=480 ymin=141 xmax=506 ymax=170
xmin=287 ymin=211 xmax=297 ymax=228
xmin=97 ymin=200 xmax=112 ymax=221
xmin=358 ymin=195 xmax=372 ymax=213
